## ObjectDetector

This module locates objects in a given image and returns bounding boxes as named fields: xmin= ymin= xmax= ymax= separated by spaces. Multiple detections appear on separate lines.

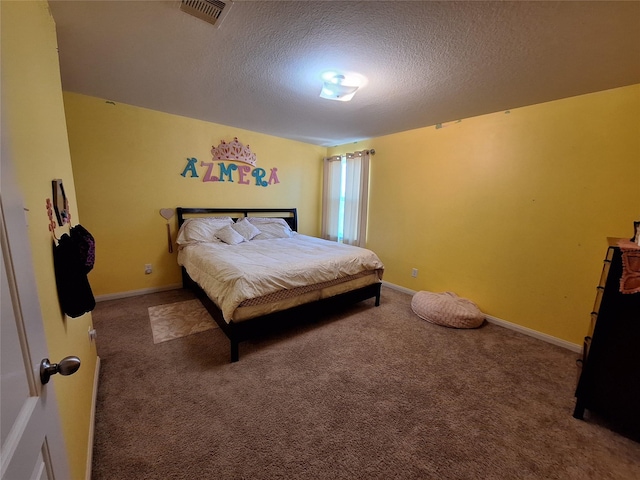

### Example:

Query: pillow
xmin=247 ymin=217 xmax=293 ymax=239
xmin=252 ymin=222 xmax=293 ymax=240
xmin=176 ymin=217 xmax=234 ymax=245
xmin=232 ymin=218 xmax=261 ymax=241
xmin=215 ymin=225 xmax=246 ymax=245
xmin=247 ymin=217 xmax=292 ymax=229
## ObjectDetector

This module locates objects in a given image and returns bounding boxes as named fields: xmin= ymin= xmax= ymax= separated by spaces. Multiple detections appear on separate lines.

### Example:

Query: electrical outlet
xmin=411 ymin=268 xmax=418 ymax=278
xmin=145 ymin=264 xmax=153 ymax=274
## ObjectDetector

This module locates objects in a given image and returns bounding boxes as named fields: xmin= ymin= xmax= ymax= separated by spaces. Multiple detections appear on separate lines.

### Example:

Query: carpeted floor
xmin=91 ymin=286 xmax=640 ymax=479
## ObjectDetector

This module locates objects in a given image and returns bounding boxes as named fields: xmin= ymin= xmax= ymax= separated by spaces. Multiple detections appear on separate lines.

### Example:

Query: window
xmin=321 ymin=150 xmax=372 ymax=247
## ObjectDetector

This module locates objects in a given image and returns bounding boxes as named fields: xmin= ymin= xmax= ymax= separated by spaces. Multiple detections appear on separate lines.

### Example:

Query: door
xmin=0 ymin=133 xmax=71 ymax=479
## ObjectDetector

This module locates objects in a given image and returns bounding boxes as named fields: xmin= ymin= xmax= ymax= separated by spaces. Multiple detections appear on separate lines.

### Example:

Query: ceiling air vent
xmin=180 ymin=0 xmax=233 ymax=28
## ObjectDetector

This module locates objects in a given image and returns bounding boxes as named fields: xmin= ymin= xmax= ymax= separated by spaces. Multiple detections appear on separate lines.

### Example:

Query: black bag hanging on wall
xmin=70 ymin=224 xmax=96 ymax=274
xmin=53 ymin=224 xmax=96 ymax=318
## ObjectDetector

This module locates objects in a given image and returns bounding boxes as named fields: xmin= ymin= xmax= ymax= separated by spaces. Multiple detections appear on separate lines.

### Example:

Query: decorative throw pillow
xmin=215 ymin=225 xmax=246 ymax=245
xmin=232 ymin=218 xmax=261 ymax=241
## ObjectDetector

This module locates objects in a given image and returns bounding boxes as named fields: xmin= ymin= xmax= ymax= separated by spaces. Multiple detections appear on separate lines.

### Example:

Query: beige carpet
xmin=148 ymin=299 xmax=216 ymax=343
xmin=92 ymin=287 xmax=640 ymax=480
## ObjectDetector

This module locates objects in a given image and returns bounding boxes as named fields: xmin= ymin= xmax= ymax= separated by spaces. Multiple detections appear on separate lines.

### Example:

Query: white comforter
xmin=178 ymin=234 xmax=384 ymax=322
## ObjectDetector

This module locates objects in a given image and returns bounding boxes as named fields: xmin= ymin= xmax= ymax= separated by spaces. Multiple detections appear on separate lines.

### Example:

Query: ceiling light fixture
xmin=320 ymin=74 xmax=359 ymax=102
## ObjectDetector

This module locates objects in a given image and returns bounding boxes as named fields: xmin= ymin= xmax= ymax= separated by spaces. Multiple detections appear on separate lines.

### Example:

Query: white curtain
xmin=321 ymin=155 xmax=343 ymax=242
xmin=321 ymin=150 xmax=371 ymax=247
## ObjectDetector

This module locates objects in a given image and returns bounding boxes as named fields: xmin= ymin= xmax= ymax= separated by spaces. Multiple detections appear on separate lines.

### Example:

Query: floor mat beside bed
xmin=148 ymin=299 xmax=216 ymax=344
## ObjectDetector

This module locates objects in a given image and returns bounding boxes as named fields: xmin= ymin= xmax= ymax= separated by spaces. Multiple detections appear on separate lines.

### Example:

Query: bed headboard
xmin=176 ymin=207 xmax=298 ymax=232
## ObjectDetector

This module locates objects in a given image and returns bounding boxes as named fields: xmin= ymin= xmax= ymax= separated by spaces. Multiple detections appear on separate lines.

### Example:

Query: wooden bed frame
xmin=176 ymin=207 xmax=382 ymax=362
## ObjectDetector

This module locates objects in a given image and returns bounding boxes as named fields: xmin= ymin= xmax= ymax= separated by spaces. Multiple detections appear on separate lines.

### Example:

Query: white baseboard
xmin=85 ymin=356 xmax=100 ymax=480
xmin=381 ymin=281 xmax=582 ymax=353
xmin=483 ymin=314 xmax=581 ymax=353
xmin=95 ymin=283 xmax=182 ymax=302
xmin=382 ymin=280 xmax=417 ymax=296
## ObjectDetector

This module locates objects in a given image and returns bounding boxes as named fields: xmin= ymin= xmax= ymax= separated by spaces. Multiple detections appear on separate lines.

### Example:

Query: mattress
xmin=178 ymin=233 xmax=384 ymax=322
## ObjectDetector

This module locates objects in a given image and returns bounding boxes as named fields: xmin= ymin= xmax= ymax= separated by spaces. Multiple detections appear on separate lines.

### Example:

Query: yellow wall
xmin=63 ymin=93 xmax=325 ymax=296
xmin=65 ymin=85 xmax=640 ymax=347
xmin=330 ymin=85 xmax=640 ymax=346
xmin=1 ymin=2 xmax=98 ymax=479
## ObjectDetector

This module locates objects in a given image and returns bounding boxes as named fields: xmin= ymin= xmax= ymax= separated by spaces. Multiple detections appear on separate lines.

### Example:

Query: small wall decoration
xmin=180 ymin=137 xmax=280 ymax=187
xmin=52 ymin=179 xmax=70 ymax=226
xmin=159 ymin=208 xmax=175 ymax=253
xmin=46 ymin=198 xmax=58 ymax=239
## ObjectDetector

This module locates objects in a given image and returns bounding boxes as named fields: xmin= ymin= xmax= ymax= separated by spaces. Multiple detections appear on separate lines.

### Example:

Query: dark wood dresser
xmin=573 ymin=238 xmax=640 ymax=439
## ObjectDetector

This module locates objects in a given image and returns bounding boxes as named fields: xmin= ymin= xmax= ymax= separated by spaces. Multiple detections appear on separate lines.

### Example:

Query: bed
xmin=176 ymin=207 xmax=384 ymax=362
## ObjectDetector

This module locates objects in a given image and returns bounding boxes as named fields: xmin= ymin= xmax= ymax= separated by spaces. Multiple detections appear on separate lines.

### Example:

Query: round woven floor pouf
xmin=411 ymin=291 xmax=484 ymax=329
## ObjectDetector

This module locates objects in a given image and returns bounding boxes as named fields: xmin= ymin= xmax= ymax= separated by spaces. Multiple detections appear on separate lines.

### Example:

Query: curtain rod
xmin=346 ymin=148 xmax=376 ymax=156
xmin=324 ymin=148 xmax=375 ymax=162
xmin=350 ymin=148 xmax=375 ymax=156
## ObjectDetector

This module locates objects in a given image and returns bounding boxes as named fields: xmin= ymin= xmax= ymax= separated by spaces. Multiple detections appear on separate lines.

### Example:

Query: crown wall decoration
xmin=211 ymin=137 xmax=257 ymax=167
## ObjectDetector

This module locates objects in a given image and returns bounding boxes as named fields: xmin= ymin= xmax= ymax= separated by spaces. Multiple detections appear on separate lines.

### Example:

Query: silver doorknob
xmin=40 ymin=356 xmax=81 ymax=385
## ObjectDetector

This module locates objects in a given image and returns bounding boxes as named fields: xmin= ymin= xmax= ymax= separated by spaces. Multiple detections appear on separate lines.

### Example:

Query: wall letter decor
xmin=180 ymin=158 xmax=199 ymax=178
xmin=179 ymin=137 xmax=281 ymax=188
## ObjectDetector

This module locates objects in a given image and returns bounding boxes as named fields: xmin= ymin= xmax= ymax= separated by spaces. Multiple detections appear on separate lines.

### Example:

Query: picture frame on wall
xmin=52 ymin=179 xmax=69 ymax=226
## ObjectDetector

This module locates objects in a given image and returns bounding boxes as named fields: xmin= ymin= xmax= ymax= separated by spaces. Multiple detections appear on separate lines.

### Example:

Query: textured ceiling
xmin=49 ymin=1 xmax=640 ymax=146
